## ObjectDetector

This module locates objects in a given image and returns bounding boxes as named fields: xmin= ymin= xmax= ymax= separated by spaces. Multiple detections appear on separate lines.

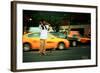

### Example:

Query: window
xmin=27 ymin=33 xmax=40 ymax=38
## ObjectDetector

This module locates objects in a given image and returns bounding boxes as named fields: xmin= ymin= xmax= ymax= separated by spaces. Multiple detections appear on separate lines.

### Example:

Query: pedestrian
xmin=39 ymin=19 xmax=49 ymax=56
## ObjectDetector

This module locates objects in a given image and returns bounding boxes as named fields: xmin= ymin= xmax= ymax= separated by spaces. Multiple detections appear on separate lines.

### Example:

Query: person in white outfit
xmin=39 ymin=20 xmax=49 ymax=55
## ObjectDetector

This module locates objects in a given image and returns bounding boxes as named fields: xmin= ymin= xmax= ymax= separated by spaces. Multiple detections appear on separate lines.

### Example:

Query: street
xmin=23 ymin=46 xmax=91 ymax=62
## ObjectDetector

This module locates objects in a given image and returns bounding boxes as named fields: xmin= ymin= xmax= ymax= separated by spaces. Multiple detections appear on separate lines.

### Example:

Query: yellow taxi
xmin=23 ymin=33 xmax=70 ymax=51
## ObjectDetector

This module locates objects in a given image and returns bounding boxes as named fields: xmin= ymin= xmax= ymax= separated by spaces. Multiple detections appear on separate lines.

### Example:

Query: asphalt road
xmin=23 ymin=46 xmax=91 ymax=62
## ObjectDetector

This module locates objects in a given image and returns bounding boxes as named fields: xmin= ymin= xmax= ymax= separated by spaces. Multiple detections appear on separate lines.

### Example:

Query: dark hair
xmin=40 ymin=19 xmax=47 ymax=30
xmin=40 ymin=24 xmax=47 ymax=30
xmin=40 ymin=19 xmax=45 ymax=23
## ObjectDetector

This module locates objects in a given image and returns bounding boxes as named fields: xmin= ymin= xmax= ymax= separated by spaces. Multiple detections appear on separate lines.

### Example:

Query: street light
xmin=29 ymin=18 xmax=32 ymax=21
xmin=27 ymin=17 xmax=32 ymax=33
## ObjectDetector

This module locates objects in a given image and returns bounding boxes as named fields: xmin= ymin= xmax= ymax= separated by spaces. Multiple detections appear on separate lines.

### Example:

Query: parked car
xmin=23 ymin=33 xmax=70 ymax=51
xmin=66 ymin=31 xmax=91 ymax=46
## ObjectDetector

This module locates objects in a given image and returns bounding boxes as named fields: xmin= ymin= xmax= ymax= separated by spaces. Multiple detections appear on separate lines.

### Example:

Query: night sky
xmin=23 ymin=10 xmax=91 ymax=27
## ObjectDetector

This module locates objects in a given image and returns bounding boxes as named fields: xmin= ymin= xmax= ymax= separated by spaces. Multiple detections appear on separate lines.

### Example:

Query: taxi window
xmin=27 ymin=33 xmax=40 ymax=38
xmin=48 ymin=34 xmax=56 ymax=38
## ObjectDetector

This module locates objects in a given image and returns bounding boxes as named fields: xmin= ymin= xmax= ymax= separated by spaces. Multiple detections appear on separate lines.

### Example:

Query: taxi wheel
xmin=23 ymin=43 xmax=31 ymax=51
xmin=58 ymin=43 xmax=65 ymax=50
